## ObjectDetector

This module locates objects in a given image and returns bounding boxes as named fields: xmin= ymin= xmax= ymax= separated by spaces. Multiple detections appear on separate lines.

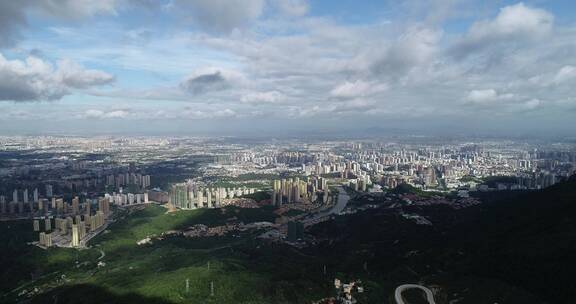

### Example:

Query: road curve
xmin=98 ymin=249 xmax=105 ymax=260
xmin=394 ymin=284 xmax=436 ymax=304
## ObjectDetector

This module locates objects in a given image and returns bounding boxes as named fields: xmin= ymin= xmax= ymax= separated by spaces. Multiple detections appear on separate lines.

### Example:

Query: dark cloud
xmin=180 ymin=71 xmax=227 ymax=95
xmin=0 ymin=1 xmax=30 ymax=47
xmin=0 ymin=0 xmax=117 ymax=47
xmin=170 ymin=0 xmax=265 ymax=33
xmin=179 ymin=68 xmax=244 ymax=95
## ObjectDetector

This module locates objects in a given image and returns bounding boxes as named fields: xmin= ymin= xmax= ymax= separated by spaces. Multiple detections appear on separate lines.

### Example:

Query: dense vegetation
xmin=390 ymin=183 xmax=446 ymax=197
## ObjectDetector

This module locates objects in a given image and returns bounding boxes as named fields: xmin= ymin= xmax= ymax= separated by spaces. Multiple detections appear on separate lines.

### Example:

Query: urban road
xmin=394 ymin=284 xmax=436 ymax=304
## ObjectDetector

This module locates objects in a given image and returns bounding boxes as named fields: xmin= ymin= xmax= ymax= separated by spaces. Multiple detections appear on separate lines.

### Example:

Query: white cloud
xmin=56 ymin=60 xmax=115 ymax=88
xmin=454 ymin=3 xmax=553 ymax=57
xmin=182 ymin=107 xmax=239 ymax=120
xmin=0 ymin=53 xmax=113 ymax=101
xmin=553 ymin=65 xmax=576 ymax=84
xmin=522 ymin=99 xmax=541 ymax=110
xmin=465 ymin=89 xmax=515 ymax=104
xmin=475 ymin=3 xmax=553 ymax=37
xmin=330 ymin=80 xmax=388 ymax=99
xmin=84 ymin=109 xmax=129 ymax=119
xmin=241 ymin=91 xmax=285 ymax=104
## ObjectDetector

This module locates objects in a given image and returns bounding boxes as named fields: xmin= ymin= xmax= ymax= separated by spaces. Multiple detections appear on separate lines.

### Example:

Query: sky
xmin=0 ymin=0 xmax=575 ymax=136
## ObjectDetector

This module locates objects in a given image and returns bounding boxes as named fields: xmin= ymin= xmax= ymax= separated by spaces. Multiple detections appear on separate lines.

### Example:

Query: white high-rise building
xmin=196 ymin=190 xmax=203 ymax=208
xmin=206 ymin=189 xmax=212 ymax=208
xmin=71 ymin=224 xmax=79 ymax=247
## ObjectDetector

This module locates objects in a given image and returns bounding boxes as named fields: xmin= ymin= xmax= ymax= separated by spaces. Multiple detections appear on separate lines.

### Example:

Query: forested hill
xmin=461 ymin=174 xmax=576 ymax=303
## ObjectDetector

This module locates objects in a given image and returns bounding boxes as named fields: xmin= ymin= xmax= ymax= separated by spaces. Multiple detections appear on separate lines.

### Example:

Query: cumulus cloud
xmin=180 ymin=67 xmax=245 ymax=95
xmin=0 ymin=53 xmax=114 ymax=101
xmin=453 ymin=3 xmax=553 ymax=57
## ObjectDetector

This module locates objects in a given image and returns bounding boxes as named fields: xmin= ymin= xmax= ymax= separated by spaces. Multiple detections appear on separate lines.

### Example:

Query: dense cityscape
xmin=1 ymin=135 xmax=575 ymax=303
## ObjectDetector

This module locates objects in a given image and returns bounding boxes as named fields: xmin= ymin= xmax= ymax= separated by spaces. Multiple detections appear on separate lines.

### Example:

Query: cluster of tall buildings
xmin=38 ymin=231 xmax=52 ymax=247
xmin=105 ymin=192 xmax=149 ymax=206
xmin=227 ymin=151 xmax=317 ymax=165
xmin=271 ymin=144 xmax=576 ymax=192
xmin=347 ymin=175 xmax=373 ymax=192
xmin=302 ymin=162 xmax=348 ymax=176
xmin=34 ymin=198 xmax=110 ymax=248
xmin=0 ymin=187 xmax=61 ymax=218
xmin=105 ymin=173 xmax=151 ymax=189
xmin=42 ymin=171 xmax=151 ymax=193
xmin=0 ymin=187 xmax=151 ymax=219
xmin=169 ymin=183 xmax=255 ymax=210
xmin=271 ymin=176 xmax=328 ymax=206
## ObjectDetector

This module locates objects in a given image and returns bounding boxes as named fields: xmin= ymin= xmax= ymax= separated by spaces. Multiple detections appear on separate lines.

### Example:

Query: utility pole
xmin=186 ymin=278 xmax=189 ymax=293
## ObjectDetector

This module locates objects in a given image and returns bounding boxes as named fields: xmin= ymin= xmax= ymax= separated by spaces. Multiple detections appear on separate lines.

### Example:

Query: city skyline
xmin=0 ymin=0 xmax=575 ymax=136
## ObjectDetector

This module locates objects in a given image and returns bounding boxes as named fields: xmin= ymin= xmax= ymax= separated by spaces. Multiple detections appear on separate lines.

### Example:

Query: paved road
xmin=98 ymin=249 xmax=105 ymax=260
xmin=394 ymin=284 xmax=436 ymax=304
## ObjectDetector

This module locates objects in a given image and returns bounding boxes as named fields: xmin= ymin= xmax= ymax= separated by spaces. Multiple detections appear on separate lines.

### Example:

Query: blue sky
xmin=0 ymin=0 xmax=575 ymax=136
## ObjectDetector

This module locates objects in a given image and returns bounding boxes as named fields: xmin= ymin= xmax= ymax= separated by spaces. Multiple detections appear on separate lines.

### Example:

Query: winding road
xmin=98 ymin=249 xmax=105 ymax=260
xmin=394 ymin=284 xmax=436 ymax=304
